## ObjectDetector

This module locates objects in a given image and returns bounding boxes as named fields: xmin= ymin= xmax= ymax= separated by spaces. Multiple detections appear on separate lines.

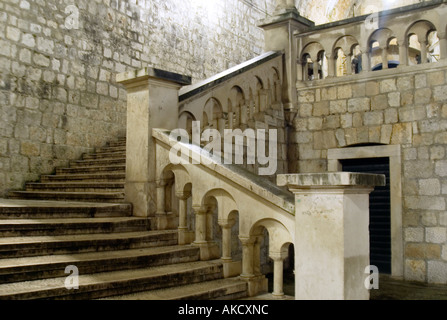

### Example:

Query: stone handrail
xmin=177 ymin=50 xmax=290 ymax=176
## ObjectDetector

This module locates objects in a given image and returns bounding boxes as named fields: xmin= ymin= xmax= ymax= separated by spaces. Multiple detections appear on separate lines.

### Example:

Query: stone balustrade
xmin=295 ymin=0 xmax=447 ymax=82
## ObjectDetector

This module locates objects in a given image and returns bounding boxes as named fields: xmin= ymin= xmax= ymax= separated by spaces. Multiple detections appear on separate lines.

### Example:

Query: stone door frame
xmin=327 ymin=144 xmax=404 ymax=278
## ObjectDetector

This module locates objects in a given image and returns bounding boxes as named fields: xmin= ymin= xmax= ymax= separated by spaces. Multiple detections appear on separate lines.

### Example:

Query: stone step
xmin=102 ymin=277 xmax=248 ymax=300
xmin=0 ymin=200 xmax=132 ymax=219
xmin=0 ymin=216 xmax=148 ymax=237
xmin=41 ymin=172 xmax=125 ymax=183
xmin=69 ymin=158 xmax=126 ymax=168
xmin=107 ymin=140 xmax=126 ymax=148
xmin=0 ymin=245 xmax=199 ymax=284
xmin=0 ymin=260 xmax=223 ymax=300
xmin=82 ymin=151 xmax=126 ymax=160
xmin=56 ymin=165 xmax=125 ymax=175
xmin=0 ymin=230 xmax=178 ymax=258
xmin=95 ymin=145 xmax=126 ymax=153
xmin=25 ymin=182 xmax=125 ymax=193
xmin=7 ymin=191 xmax=125 ymax=203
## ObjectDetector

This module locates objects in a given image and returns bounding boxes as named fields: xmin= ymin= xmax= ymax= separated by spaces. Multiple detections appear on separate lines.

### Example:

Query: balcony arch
xmin=202 ymin=97 xmax=224 ymax=133
xmin=333 ymin=36 xmax=360 ymax=76
xmin=369 ymin=28 xmax=398 ymax=71
xmin=301 ymin=42 xmax=325 ymax=80
xmin=406 ymin=20 xmax=439 ymax=65
xmin=179 ymin=111 xmax=196 ymax=136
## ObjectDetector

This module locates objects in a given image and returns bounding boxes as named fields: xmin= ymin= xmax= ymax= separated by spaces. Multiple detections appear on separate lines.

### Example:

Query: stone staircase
xmin=0 ymin=137 xmax=248 ymax=300
xmin=8 ymin=138 xmax=127 ymax=202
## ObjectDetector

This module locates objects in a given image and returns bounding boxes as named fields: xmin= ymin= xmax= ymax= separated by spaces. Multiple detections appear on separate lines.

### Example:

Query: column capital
xmin=175 ymin=191 xmax=190 ymax=200
xmin=218 ymin=218 xmax=236 ymax=229
xmin=238 ymin=235 xmax=255 ymax=246
xmin=269 ymin=249 xmax=289 ymax=261
xmin=192 ymin=205 xmax=207 ymax=215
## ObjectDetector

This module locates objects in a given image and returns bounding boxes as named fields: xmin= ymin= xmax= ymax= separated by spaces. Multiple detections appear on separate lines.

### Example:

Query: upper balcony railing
xmin=295 ymin=0 xmax=447 ymax=84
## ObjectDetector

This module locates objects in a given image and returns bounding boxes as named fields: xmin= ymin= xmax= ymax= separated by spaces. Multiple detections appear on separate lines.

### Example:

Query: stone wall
xmin=291 ymin=61 xmax=447 ymax=284
xmin=0 ymin=0 xmax=276 ymax=196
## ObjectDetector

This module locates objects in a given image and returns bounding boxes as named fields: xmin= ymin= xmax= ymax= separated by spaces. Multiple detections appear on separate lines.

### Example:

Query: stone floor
xmin=257 ymin=272 xmax=447 ymax=300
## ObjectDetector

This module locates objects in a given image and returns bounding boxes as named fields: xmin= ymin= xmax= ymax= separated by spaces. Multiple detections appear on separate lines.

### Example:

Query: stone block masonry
xmin=0 ymin=0 xmax=276 ymax=196
xmin=293 ymin=61 xmax=447 ymax=284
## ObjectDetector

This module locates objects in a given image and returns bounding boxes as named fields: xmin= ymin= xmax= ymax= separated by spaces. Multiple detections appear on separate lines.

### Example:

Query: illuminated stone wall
xmin=0 ymin=0 xmax=276 ymax=195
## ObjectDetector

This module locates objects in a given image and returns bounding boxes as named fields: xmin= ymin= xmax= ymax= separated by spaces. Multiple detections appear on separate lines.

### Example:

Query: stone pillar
xmin=313 ymin=59 xmax=319 ymax=80
xmin=239 ymin=235 xmax=268 ymax=297
xmin=420 ymin=40 xmax=428 ymax=64
xmin=360 ymin=47 xmax=370 ymax=72
xmin=219 ymin=218 xmax=241 ymax=278
xmin=177 ymin=192 xmax=194 ymax=245
xmin=326 ymin=54 xmax=335 ymax=78
xmin=192 ymin=206 xmax=219 ymax=261
xmin=397 ymin=38 xmax=408 ymax=68
xmin=438 ymin=32 xmax=447 ymax=60
xmin=346 ymin=54 xmax=353 ymax=75
xmin=154 ymin=181 xmax=173 ymax=230
xmin=296 ymin=58 xmax=303 ymax=81
xmin=270 ymin=249 xmax=288 ymax=298
xmin=380 ymin=46 xmax=388 ymax=69
xmin=259 ymin=6 xmax=315 ymax=111
xmin=277 ymin=172 xmax=385 ymax=300
xmin=239 ymin=236 xmax=255 ymax=280
xmin=116 ymin=68 xmax=191 ymax=218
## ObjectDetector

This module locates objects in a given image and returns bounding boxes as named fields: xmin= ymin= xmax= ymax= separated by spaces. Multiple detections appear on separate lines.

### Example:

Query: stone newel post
xmin=258 ymin=3 xmax=314 ymax=111
xmin=277 ymin=172 xmax=385 ymax=300
xmin=116 ymin=68 xmax=191 ymax=219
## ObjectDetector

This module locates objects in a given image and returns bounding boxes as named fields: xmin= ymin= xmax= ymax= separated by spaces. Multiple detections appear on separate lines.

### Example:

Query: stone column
xmin=154 ymin=180 xmax=173 ymax=230
xmin=116 ymin=68 xmax=191 ymax=218
xmin=397 ymin=38 xmax=408 ymax=68
xmin=177 ymin=192 xmax=193 ymax=245
xmin=313 ymin=58 xmax=320 ymax=80
xmin=240 ymin=235 xmax=268 ymax=297
xmin=380 ymin=46 xmax=388 ymax=69
xmin=360 ymin=47 xmax=370 ymax=72
xmin=218 ymin=218 xmax=241 ymax=278
xmin=346 ymin=54 xmax=353 ymax=75
xmin=192 ymin=206 xmax=219 ymax=261
xmin=270 ymin=249 xmax=288 ymax=298
xmin=326 ymin=54 xmax=335 ymax=78
xmin=420 ymin=40 xmax=428 ymax=64
xmin=239 ymin=236 xmax=255 ymax=280
xmin=277 ymin=172 xmax=385 ymax=300
xmin=193 ymin=206 xmax=207 ymax=244
xmin=438 ymin=32 xmax=447 ymax=61
xmin=296 ymin=58 xmax=303 ymax=81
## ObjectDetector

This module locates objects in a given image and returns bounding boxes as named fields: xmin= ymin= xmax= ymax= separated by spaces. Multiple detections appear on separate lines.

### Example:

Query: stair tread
xmin=0 ymin=245 xmax=196 ymax=269
xmin=102 ymin=277 xmax=246 ymax=300
xmin=0 ymin=199 xmax=129 ymax=209
xmin=26 ymin=182 xmax=125 ymax=186
xmin=9 ymin=191 xmax=124 ymax=196
xmin=0 ymin=259 xmax=222 ymax=296
xmin=0 ymin=217 xmax=144 ymax=227
xmin=0 ymin=230 xmax=176 ymax=246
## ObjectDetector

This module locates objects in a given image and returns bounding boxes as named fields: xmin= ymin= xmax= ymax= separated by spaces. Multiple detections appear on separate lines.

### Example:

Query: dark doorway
xmin=341 ymin=157 xmax=392 ymax=274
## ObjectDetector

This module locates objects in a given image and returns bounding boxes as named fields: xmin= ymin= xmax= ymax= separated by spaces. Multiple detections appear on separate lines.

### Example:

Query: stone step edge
xmin=0 ymin=217 xmax=148 ymax=236
xmin=101 ymin=277 xmax=248 ymax=300
xmin=0 ymin=246 xmax=200 ymax=284
xmin=0 ymin=260 xmax=223 ymax=300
